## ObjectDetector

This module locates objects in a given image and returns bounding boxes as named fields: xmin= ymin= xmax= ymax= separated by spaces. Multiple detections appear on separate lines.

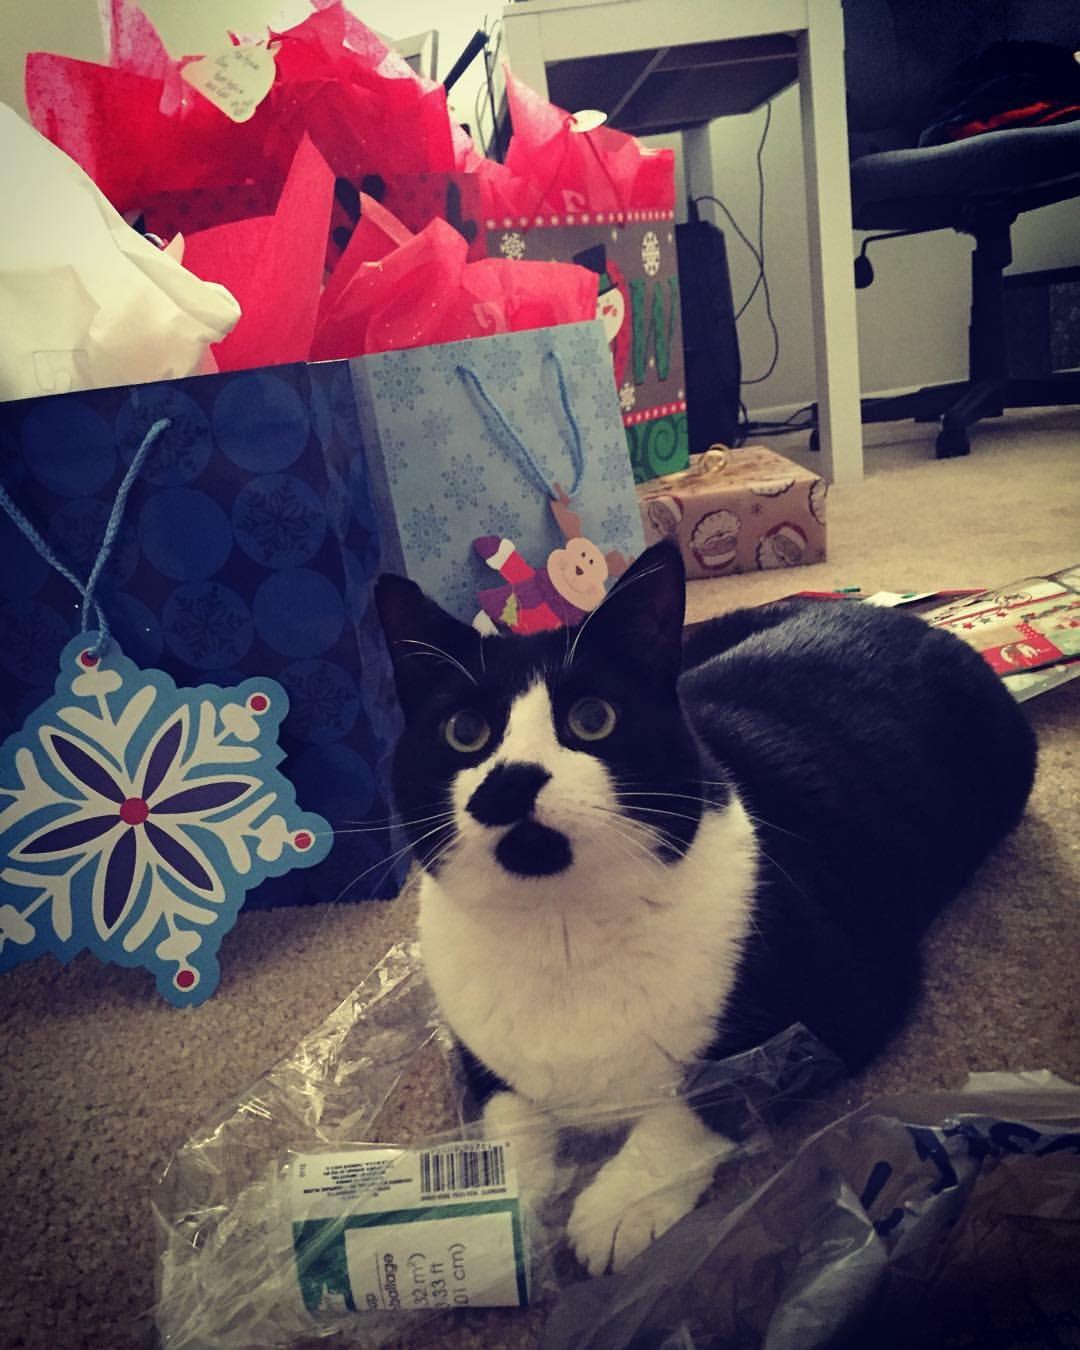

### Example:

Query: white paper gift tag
xmin=288 ymin=1142 xmax=529 ymax=1314
xmin=569 ymin=109 xmax=607 ymax=133
xmin=181 ymin=43 xmax=276 ymax=122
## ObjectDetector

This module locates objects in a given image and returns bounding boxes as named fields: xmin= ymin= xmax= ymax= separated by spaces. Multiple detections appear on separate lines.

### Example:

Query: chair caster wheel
xmin=935 ymin=422 xmax=970 ymax=458
xmin=808 ymin=428 xmax=820 ymax=453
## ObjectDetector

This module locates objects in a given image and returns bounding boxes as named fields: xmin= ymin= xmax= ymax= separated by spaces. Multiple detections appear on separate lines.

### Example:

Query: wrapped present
xmin=638 ymin=446 xmax=827 ymax=579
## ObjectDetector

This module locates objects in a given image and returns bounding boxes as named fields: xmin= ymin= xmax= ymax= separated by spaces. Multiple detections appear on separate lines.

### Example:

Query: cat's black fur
xmin=680 ymin=591 xmax=1036 ymax=1070
xmin=376 ymin=540 xmax=1037 ymax=1083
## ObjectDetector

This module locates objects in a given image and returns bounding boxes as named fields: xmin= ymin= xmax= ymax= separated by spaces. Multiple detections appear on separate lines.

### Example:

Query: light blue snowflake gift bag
xmin=349 ymin=320 xmax=646 ymax=624
xmin=0 ymin=364 xmax=408 ymax=1004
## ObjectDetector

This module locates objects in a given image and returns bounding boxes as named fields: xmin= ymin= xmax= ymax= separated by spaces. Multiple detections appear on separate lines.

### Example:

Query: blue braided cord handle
xmin=456 ymin=351 xmax=584 ymax=500
xmin=0 ymin=417 xmax=169 ymax=657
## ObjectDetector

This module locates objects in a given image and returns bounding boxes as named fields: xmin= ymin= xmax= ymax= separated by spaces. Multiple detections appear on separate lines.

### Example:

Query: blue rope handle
xmin=0 ymin=417 xmax=170 ymax=658
xmin=456 ymin=351 xmax=584 ymax=500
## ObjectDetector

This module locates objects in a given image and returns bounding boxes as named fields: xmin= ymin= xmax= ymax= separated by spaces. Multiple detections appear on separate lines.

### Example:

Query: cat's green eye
xmin=567 ymin=696 xmax=617 ymax=742
xmin=444 ymin=709 xmax=491 ymax=754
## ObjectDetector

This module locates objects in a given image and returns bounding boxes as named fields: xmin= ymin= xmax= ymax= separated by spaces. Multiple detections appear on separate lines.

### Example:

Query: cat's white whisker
xmin=331 ymin=808 xmax=456 ymax=837
xmin=741 ymin=809 xmax=812 ymax=845
xmin=334 ymin=819 xmax=456 ymax=901
xmin=621 ymin=804 xmax=702 ymax=826
xmin=589 ymin=806 xmax=690 ymax=874
xmin=564 ymin=561 xmax=664 ymax=668
xmin=420 ymin=834 xmax=459 ymax=876
xmin=398 ymin=638 xmax=478 ymax=686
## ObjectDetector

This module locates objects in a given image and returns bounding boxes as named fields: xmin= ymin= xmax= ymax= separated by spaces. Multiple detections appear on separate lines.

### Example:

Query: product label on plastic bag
xmin=289 ymin=1141 xmax=528 ymax=1313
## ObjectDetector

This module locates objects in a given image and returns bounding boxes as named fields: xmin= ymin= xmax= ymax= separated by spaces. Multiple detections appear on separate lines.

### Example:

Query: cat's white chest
xmin=419 ymin=804 xmax=757 ymax=1119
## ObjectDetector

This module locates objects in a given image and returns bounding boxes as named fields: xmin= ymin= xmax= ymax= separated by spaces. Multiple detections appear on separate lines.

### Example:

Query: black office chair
xmin=839 ymin=0 xmax=1080 ymax=457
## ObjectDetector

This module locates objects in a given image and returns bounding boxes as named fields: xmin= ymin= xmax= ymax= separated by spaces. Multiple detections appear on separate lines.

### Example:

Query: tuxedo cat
xmin=374 ymin=540 xmax=1036 ymax=1274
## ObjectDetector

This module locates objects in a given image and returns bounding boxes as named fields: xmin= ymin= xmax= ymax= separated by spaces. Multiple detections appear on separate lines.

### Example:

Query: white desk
xmin=500 ymin=0 xmax=864 ymax=483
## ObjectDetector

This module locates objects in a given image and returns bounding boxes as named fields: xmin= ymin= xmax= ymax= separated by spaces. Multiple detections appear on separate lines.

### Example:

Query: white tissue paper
xmin=0 ymin=104 xmax=241 ymax=401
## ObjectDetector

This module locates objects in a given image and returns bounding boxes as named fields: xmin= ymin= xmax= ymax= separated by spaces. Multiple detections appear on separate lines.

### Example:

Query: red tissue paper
xmin=24 ymin=0 xmax=672 ymax=371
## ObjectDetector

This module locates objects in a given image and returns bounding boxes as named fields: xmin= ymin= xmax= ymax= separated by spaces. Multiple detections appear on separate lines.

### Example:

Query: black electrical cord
xmin=693 ymin=99 xmax=780 ymax=396
xmin=484 ymin=24 xmax=503 ymax=161
xmin=693 ymin=101 xmax=785 ymax=442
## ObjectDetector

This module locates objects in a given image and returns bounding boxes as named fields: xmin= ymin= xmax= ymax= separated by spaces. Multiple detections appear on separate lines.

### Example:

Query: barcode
xmin=419 ymin=1144 xmax=506 ymax=1195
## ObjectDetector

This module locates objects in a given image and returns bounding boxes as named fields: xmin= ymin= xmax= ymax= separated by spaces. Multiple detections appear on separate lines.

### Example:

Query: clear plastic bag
xmin=543 ymin=1071 xmax=1080 ymax=1350
xmin=154 ymin=934 xmax=1080 ymax=1349
xmin=152 ymin=940 xmax=844 ymax=1349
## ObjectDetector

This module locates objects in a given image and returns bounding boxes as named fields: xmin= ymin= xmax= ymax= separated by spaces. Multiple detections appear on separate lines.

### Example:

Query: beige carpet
xmin=2 ymin=410 xmax=1078 ymax=1350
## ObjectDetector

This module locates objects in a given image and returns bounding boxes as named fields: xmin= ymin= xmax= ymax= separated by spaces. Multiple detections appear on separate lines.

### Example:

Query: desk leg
xmin=682 ymin=125 xmax=715 ymax=207
xmin=797 ymin=0 xmax=863 ymax=483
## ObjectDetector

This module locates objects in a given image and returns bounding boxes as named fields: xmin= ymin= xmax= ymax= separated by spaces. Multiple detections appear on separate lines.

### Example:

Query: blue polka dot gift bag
xmin=0 ymin=361 xmax=405 ymax=952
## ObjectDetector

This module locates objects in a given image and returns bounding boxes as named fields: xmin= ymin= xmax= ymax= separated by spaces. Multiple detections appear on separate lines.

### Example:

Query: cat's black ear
xmin=573 ymin=539 xmax=685 ymax=685
xmin=374 ymin=574 xmax=483 ymax=719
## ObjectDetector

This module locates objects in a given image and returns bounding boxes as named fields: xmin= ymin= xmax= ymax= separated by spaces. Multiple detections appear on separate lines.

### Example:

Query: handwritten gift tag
xmin=181 ymin=43 xmax=276 ymax=123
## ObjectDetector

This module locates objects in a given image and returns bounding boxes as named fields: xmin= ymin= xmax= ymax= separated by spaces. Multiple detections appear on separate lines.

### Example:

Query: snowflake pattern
xmin=559 ymin=327 xmax=601 ymax=372
xmin=0 ymin=634 xmax=330 ymax=1005
xmin=641 ymin=230 xmax=662 ymax=277
xmin=479 ymin=345 xmax=525 ymax=389
xmin=163 ymin=584 xmax=253 ymax=670
xmin=234 ymin=476 xmax=324 ymax=567
xmin=600 ymin=503 xmax=634 ymax=541
xmin=117 ymin=391 xmax=212 ymax=487
xmin=421 ymin=410 xmax=454 ymax=451
xmin=484 ymin=500 xmax=524 ymax=544
xmin=498 ymin=231 xmax=527 ymax=261
xmin=597 ymin=440 xmax=635 ymax=490
xmin=523 ymin=383 xmax=555 ymax=430
xmin=279 ymin=660 xmax=359 ymax=744
xmin=619 ymin=382 xmax=637 ymax=413
xmin=370 ymin=353 xmax=426 ymax=417
xmin=384 ymin=446 xmax=405 ymax=491
xmin=445 ymin=569 xmax=484 ymax=624
xmin=2 ymin=600 xmax=70 ymax=688
xmin=49 ymin=502 xmax=138 ymax=588
xmin=403 ymin=504 xmax=452 ymax=564
xmin=441 ymin=455 xmax=487 ymax=512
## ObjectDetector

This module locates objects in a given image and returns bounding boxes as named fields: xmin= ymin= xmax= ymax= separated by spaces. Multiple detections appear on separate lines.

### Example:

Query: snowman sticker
xmin=574 ymin=244 xmax=631 ymax=390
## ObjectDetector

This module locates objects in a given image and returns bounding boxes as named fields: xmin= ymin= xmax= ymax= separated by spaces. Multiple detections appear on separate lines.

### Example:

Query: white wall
xmin=3 ymin=1 xmax=1077 ymax=417
xmin=0 ymin=0 xmax=493 ymax=136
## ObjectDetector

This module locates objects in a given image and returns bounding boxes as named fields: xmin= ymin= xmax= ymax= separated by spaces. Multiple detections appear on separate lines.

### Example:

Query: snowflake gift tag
xmin=0 ymin=634 xmax=331 ymax=1006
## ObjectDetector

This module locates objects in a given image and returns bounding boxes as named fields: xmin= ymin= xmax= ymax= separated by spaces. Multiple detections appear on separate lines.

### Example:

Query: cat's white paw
xmin=567 ymin=1162 xmax=698 ymax=1275
xmin=484 ymin=1091 xmax=558 ymax=1209
xmin=515 ymin=1142 xmax=558 ymax=1205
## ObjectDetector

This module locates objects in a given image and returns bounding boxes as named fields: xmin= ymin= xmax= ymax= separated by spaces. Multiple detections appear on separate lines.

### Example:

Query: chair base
xmin=860 ymin=372 xmax=1080 ymax=457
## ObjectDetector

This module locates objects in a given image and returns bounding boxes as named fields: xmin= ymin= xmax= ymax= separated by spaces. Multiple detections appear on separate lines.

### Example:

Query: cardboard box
xmin=637 ymin=446 xmax=827 ymax=579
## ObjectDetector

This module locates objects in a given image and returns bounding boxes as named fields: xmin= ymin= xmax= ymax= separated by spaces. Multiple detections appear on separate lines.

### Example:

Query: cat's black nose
xmin=467 ymin=762 xmax=551 ymax=826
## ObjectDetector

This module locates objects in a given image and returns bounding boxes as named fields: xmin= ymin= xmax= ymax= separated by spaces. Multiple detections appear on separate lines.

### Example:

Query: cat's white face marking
xmin=446 ymin=680 xmax=622 ymax=895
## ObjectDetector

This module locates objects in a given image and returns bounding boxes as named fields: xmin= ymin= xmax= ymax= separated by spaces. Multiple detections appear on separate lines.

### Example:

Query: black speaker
xmin=676 ymin=214 xmax=742 ymax=451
